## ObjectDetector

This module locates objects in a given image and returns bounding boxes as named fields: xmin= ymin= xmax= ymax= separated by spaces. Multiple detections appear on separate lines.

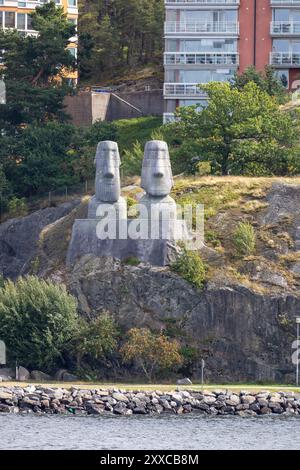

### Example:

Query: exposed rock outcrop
xmin=68 ymin=254 xmax=300 ymax=383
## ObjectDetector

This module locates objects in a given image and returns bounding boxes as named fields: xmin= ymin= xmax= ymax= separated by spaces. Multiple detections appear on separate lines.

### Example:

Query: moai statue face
xmin=95 ymin=141 xmax=121 ymax=202
xmin=141 ymin=141 xmax=174 ymax=197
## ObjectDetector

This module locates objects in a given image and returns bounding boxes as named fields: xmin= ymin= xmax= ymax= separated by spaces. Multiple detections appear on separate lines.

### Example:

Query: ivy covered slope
xmin=0 ymin=176 xmax=300 ymax=382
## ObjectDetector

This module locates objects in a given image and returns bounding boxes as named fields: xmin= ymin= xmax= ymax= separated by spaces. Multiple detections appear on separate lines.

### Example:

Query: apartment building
xmin=0 ymin=0 xmax=78 ymax=83
xmin=164 ymin=0 xmax=300 ymax=122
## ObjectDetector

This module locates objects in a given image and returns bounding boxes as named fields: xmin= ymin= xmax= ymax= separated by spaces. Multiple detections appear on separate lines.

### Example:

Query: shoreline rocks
xmin=0 ymin=386 xmax=299 ymax=417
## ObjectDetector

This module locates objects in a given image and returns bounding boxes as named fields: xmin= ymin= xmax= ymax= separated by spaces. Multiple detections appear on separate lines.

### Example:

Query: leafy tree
xmin=71 ymin=313 xmax=119 ymax=368
xmin=171 ymin=249 xmax=207 ymax=289
xmin=0 ymin=276 xmax=78 ymax=370
xmin=0 ymin=1 xmax=76 ymax=130
xmin=120 ymin=328 xmax=182 ymax=381
xmin=232 ymin=65 xmax=287 ymax=103
xmin=173 ymin=82 xmax=299 ymax=176
xmin=5 ymin=122 xmax=78 ymax=197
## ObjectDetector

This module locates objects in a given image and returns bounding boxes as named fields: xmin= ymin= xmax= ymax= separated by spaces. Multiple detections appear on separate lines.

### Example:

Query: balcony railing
xmin=164 ymin=83 xmax=207 ymax=97
xmin=270 ymin=52 xmax=300 ymax=66
xmin=271 ymin=1 xmax=300 ymax=5
xmin=164 ymin=51 xmax=239 ymax=66
xmin=165 ymin=1 xmax=239 ymax=4
xmin=165 ymin=21 xmax=239 ymax=34
xmin=271 ymin=22 xmax=300 ymax=34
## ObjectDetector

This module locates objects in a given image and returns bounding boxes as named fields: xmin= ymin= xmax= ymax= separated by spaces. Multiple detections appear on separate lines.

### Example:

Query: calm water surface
xmin=0 ymin=414 xmax=299 ymax=450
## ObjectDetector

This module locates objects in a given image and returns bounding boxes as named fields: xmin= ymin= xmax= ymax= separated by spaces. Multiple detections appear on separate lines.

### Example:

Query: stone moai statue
xmin=139 ymin=140 xmax=177 ymax=238
xmin=88 ymin=141 xmax=127 ymax=220
xmin=0 ymin=340 xmax=6 ymax=366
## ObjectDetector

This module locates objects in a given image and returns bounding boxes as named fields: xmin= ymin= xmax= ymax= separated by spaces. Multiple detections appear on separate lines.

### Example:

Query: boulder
xmin=112 ymin=392 xmax=128 ymax=402
xmin=62 ymin=372 xmax=79 ymax=382
xmin=177 ymin=378 xmax=192 ymax=386
xmin=0 ymin=368 xmax=15 ymax=380
xmin=30 ymin=371 xmax=52 ymax=382
xmin=17 ymin=366 xmax=30 ymax=381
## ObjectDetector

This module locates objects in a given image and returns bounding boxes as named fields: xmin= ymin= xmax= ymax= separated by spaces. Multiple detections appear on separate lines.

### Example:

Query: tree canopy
xmin=171 ymin=81 xmax=300 ymax=176
xmin=78 ymin=0 xmax=164 ymax=81
xmin=0 ymin=1 xmax=76 ymax=131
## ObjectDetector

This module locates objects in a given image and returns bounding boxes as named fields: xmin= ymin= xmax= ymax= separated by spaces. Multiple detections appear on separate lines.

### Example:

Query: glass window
xmin=274 ymin=9 xmax=289 ymax=22
xmin=273 ymin=39 xmax=289 ymax=52
xmin=68 ymin=0 xmax=77 ymax=6
xmin=17 ymin=13 xmax=26 ymax=31
xmin=5 ymin=12 xmax=15 ymax=28
xmin=0 ymin=12 xmax=3 ymax=28
xmin=27 ymin=14 xmax=33 ymax=31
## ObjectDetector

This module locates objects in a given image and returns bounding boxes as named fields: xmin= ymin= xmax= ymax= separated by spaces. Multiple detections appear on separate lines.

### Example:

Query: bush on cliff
xmin=120 ymin=328 xmax=183 ymax=382
xmin=0 ymin=276 xmax=78 ymax=371
xmin=171 ymin=249 xmax=207 ymax=289
xmin=233 ymin=221 xmax=256 ymax=257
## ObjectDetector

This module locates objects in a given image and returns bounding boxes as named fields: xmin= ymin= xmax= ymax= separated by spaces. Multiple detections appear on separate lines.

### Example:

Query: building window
xmin=68 ymin=0 xmax=77 ymax=6
xmin=5 ymin=12 xmax=15 ymax=29
xmin=0 ymin=12 xmax=3 ymax=28
xmin=27 ymin=14 xmax=33 ymax=31
xmin=17 ymin=13 xmax=26 ymax=31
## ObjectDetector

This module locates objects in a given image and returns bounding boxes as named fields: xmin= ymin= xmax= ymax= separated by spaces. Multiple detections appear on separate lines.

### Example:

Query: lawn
xmin=2 ymin=381 xmax=300 ymax=393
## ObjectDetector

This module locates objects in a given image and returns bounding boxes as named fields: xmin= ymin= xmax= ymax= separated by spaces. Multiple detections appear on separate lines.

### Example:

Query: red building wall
xmin=239 ymin=0 xmax=272 ymax=73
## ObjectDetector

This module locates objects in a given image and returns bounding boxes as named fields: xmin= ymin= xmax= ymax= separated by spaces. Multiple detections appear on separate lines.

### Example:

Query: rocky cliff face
xmin=69 ymin=255 xmax=300 ymax=383
xmin=1 ymin=179 xmax=300 ymax=383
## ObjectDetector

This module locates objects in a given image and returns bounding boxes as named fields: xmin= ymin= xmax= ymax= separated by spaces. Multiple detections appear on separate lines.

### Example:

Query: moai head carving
xmin=95 ymin=141 xmax=121 ymax=202
xmin=141 ymin=141 xmax=174 ymax=197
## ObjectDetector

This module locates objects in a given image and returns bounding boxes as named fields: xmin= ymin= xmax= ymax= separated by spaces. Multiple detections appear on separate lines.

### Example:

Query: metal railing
xmin=164 ymin=51 xmax=239 ymax=65
xmin=165 ymin=21 xmax=239 ymax=34
xmin=271 ymin=1 xmax=300 ymax=5
xmin=165 ymin=0 xmax=239 ymax=4
xmin=164 ymin=82 xmax=207 ymax=97
xmin=270 ymin=52 xmax=300 ymax=66
xmin=271 ymin=21 xmax=300 ymax=34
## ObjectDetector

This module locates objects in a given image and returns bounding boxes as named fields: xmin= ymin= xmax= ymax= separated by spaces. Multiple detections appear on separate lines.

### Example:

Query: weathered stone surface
xmin=68 ymin=253 xmax=300 ymax=383
xmin=0 ymin=200 xmax=80 ymax=279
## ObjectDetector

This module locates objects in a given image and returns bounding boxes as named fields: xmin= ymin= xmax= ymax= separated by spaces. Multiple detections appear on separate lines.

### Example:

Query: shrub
xmin=7 ymin=196 xmax=28 ymax=218
xmin=71 ymin=313 xmax=119 ymax=368
xmin=171 ymin=249 xmax=207 ymax=289
xmin=233 ymin=221 xmax=256 ymax=256
xmin=120 ymin=328 xmax=183 ymax=382
xmin=0 ymin=276 xmax=78 ymax=370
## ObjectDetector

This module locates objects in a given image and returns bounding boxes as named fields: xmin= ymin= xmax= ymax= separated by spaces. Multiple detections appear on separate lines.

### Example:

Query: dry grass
xmin=1 ymin=381 xmax=300 ymax=393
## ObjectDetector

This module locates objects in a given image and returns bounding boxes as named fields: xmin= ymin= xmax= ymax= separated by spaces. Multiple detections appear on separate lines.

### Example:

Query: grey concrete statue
xmin=139 ymin=141 xmax=177 ymax=239
xmin=141 ymin=140 xmax=174 ymax=197
xmin=88 ymin=141 xmax=127 ymax=219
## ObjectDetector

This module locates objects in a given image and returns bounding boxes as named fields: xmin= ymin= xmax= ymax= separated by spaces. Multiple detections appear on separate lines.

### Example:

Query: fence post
xmin=85 ymin=180 xmax=88 ymax=194
xmin=48 ymin=191 xmax=51 ymax=206
xmin=65 ymin=187 xmax=68 ymax=201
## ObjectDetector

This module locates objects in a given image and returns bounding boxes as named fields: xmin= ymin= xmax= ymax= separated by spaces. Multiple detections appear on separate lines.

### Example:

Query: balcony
xmin=271 ymin=1 xmax=300 ymax=5
xmin=271 ymin=21 xmax=300 ymax=35
xmin=164 ymin=51 xmax=239 ymax=66
xmin=165 ymin=1 xmax=239 ymax=5
xmin=164 ymin=82 xmax=207 ymax=97
xmin=270 ymin=52 xmax=300 ymax=66
xmin=165 ymin=21 xmax=239 ymax=35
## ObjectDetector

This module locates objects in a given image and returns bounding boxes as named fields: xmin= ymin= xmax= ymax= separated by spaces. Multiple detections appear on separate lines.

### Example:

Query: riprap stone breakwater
xmin=0 ymin=386 xmax=300 ymax=417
